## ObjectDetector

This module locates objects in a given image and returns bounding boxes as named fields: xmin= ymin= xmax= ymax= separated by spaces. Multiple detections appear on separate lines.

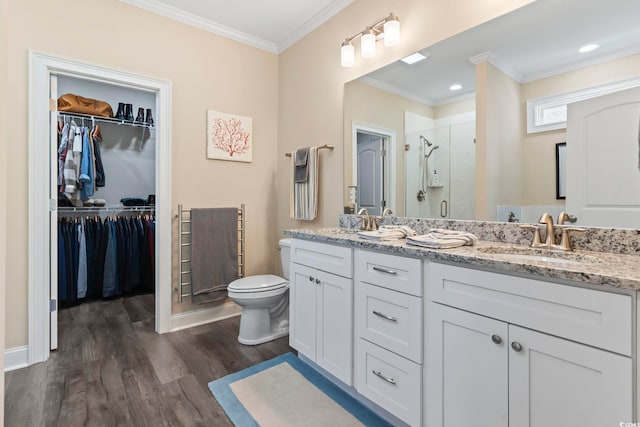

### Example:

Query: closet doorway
xmin=29 ymin=52 xmax=172 ymax=365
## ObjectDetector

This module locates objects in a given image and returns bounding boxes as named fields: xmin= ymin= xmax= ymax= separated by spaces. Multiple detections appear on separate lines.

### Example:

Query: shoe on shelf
xmin=135 ymin=107 xmax=145 ymax=123
xmin=93 ymin=199 xmax=106 ymax=207
xmin=115 ymin=103 xmax=125 ymax=120
xmin=83 ymin=199 xmax=95 ymax=206
xmin=145 ymin=109 xmax=154 ymax=126
xmin=125 ymin=104 xmax=134 ymax=121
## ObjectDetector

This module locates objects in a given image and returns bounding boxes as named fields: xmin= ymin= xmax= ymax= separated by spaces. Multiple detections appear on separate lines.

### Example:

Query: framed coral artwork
xmin=206 ymin=110 xmax=253 ymax=162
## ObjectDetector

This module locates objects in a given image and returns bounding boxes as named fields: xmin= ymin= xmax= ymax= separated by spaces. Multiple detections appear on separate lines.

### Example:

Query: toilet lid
xmin=228 ymin=274 xmax=288 ymax=292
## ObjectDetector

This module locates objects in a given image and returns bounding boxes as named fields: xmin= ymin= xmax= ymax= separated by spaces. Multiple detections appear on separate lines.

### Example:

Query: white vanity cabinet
xmin=354 ymin=249 xmax=423 ymax=426
xmin=289 ymin=239 xmax=353 ymax=385
xmin=426 ymin=262 xmax=633 ymax=427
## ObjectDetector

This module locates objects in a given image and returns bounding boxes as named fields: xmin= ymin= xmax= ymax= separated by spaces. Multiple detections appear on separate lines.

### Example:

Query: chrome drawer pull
xmin=372 ymin=266 xmax=397 ymax=275
xmin=373 ymin=310 xmax=397 ymax=322
xmin=372 ymin=370 xmax=396 ymax=385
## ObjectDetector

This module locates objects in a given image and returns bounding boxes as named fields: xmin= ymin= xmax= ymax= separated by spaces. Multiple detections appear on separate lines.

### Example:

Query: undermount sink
xmin=476 ymin=245 xmax=604 ymax=266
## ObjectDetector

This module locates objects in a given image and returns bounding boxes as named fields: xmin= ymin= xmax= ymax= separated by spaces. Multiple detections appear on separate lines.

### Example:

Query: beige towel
xmin=407 ymin=228 xmax=478 ymax=249
xmin=290 ymin=147 xmax=319 ymax=220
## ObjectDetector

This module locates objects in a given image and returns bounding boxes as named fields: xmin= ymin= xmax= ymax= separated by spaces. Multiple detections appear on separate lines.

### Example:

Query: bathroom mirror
xmin=343 ymin=0 xmax=640 ymax=227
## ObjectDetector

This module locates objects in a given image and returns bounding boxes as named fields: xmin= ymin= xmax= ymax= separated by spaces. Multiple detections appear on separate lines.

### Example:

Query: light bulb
xmin=341 ymin=41 xmax=355 ymax=67
xmin=383 ymin=16 xmax=400 ymax=47
xmin=361 ymin=29 xmax=376 ymax=58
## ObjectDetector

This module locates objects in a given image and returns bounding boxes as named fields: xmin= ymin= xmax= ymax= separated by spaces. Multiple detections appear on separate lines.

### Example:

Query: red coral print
xmin=211 ymin=117 xmax=251 ymax=156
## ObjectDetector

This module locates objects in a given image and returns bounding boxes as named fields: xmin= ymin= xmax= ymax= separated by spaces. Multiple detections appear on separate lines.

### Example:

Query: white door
xmin=289 ymin=263 xmax=317 ymax=360
xmin=316 ymin=270 xmax=352 ymax=385
xmin=49 ymin=74 xmax=59 ymax=350
xmin=509 ymin=325 xmax=632 ymax=427
xmin=426 ymin=304 xmax=508 ymax=427
xmin=357 ymin=133 xmax=384 ymax=215
xmin=566 ymin=86 xmax=640 ymax=227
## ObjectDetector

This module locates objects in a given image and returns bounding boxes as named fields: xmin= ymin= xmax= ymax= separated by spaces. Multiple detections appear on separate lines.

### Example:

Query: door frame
xmin=351 ymin=122 xmax=396 ymax=213
xmin=28 ymin=51 xmax=173 ymax=364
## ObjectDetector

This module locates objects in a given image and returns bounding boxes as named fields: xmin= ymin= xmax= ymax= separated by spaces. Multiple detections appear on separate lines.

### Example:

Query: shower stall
xmin=405 ymin=120 xmax=476 ymax=219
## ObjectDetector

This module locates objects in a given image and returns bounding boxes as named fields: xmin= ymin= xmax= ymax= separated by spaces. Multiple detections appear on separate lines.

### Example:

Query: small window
xmin=526 ymin=78 xmax=640 ymax=134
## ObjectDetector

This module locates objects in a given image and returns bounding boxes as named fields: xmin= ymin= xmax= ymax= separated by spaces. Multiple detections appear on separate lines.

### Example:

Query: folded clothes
xmin=407 ymin=228 xmax=478 ymax=249
xmin=358 ymin=225 xmax=417 ymax=241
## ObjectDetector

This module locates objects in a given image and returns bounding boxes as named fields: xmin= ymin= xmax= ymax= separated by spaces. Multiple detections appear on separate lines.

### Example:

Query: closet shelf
xmin=58 ymin=111 xmax=154 ymax=129
xmin=58 ymin=206 xmax=155 ymax=213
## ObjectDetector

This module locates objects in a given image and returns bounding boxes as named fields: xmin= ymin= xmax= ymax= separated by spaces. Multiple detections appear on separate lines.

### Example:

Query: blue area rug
xmin=208 ymin=352 xmax=392 ymax=426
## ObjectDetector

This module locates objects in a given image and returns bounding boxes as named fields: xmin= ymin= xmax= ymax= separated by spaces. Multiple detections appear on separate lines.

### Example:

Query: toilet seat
xmin=228 ymin=274 xmax=288 ymax=294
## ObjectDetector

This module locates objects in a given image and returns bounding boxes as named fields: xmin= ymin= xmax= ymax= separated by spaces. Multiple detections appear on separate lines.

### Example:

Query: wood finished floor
xmin=4 ymin=294 xmax=293 ymax=427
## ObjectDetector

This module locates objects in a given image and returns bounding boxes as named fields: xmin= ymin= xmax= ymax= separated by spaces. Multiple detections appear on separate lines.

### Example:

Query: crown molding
xmin=432 ymin=91 xmax=476 ymax=107
xmin=468 ymin=51 xmax=490 ymax=65
xmin=469 ymin=51 xmax=523 ymax=83
xmin=120 ymin=0 xmax=279 ymax=53
xmin=358 ymin=76 xmax=435 ymax=107
xmin=521 ymin=45 xmax=640 ymax=83
xmin=278 ymin=0 xmax=354 ymax=53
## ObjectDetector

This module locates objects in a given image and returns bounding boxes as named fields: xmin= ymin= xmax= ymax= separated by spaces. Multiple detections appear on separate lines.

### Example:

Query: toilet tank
xmin=279 ymin=238 xmax=292 ymax=280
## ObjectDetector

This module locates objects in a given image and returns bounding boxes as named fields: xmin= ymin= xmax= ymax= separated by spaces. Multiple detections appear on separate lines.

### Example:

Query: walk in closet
xmin=51 ymin=74 xmax=158 ymax=349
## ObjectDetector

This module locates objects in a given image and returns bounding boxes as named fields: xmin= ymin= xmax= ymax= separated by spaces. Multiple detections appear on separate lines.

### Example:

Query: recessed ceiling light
xmin=449 ymin=84 xmax=463 ymax=91
xmin=401 ymin=52 xmax=429 ymax=65
xmin=579 ymin=44 xmax=600 ymax=53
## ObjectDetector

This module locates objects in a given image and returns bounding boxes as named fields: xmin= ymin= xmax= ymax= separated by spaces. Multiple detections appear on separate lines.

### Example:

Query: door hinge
xmin=49 ymin=199 xmax=56 ymax=211
xmin=404 ymin=144 xmax=410 ymax=151
xmin=50 ymin=299 xmax=57 ymax=312
xmin=49 ymin=99 xmax=57 ymax=112
xmin=380 ymin=149 xmax=386 ymax=157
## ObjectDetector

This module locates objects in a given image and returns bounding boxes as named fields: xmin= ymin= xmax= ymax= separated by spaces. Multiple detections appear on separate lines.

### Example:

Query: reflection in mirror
xmin=343 ymin=0 xmax=640 ymax=228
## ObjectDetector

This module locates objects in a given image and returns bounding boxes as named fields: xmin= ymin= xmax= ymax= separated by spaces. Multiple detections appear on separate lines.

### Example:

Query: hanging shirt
xmin=79 ymin=127 xmax=94 ymax=200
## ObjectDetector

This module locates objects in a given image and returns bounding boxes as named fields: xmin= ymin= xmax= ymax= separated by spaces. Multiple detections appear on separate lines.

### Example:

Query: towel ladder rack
xmin=177 ymin=204 xmax=245 ymax=303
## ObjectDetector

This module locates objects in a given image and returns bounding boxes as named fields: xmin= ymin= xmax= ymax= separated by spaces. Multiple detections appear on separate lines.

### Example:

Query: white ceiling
xmin=361 ymin=0 xmax=640 ymax=106
xmin=121 ymin=0 xmax=353 ymax=53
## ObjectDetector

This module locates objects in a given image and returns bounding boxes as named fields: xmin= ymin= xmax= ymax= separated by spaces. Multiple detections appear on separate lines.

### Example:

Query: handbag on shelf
xmin=57 ymin=93 xmax=114 ymax=118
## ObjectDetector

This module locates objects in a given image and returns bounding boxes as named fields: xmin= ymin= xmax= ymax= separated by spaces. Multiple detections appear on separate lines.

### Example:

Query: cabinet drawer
xmin=355 ymin=339 xmax=421 ymax=426
xmin=355 ymin=282 xmax=422 ymax=363
xmin=429 ymin=262 xmax=632 ymax=356
xmin=355 ymin=249 xmax=422 ymax=296
xmin=291 ymin=239 xmax=353 ymax=278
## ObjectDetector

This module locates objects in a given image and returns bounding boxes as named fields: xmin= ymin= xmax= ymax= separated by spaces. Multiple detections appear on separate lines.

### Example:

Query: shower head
xmin=419 ymin=135 xmax=432 ymax=147
xmin=425 ymin=144 xmax=440 ymax=159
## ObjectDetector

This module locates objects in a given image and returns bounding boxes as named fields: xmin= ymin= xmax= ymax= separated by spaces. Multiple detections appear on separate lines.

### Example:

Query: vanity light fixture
xmin=449 ymin=84 xmax=463 ymax=91
xmin=340 ymin=13 xmax=400 ymax=67
xmin=578 ymin=44 xmax=600 ymax=53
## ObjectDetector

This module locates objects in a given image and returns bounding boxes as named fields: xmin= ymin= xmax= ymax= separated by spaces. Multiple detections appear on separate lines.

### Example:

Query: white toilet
xmin=228 ymin=238 xmax=291 ymax=345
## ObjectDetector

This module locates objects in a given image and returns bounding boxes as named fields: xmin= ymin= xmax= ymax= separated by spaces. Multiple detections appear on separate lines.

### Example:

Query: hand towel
xmin=295 ymin=148 xmax=309 ymax=183
xmin=407 ymin=228 xmax=478 ymax=249
xmin=357 ymin=225 xmax=417 ymax=241
xmin=290 ymin=147 xmax=319 ymax=220
xmin=191 ymin=208 xmax=239 ymax=304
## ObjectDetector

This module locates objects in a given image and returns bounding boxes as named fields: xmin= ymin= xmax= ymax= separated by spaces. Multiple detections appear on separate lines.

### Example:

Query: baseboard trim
xmin=170 ymin=300 xmax=241 ymax=332
xmin=5 ymin=346 xmax=29 ymax=372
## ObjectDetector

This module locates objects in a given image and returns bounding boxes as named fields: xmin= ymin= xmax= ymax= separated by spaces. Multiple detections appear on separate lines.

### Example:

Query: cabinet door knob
xmin=491 ymin=334 xmax=502 ymax=344
xmin=309 ymin=276 xmax=314 ymax=282
xmin=511 ymin=341 xmax=523 ymax=352
xmin=315 ymin=278 xmax=321 ymax=284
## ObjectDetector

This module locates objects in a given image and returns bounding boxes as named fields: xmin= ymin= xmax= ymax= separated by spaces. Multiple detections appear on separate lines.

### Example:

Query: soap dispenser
xmin=430 ymin=169 xmax=440 ymax=186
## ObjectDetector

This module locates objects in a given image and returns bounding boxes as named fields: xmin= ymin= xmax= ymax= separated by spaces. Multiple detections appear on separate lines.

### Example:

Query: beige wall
xmin=343 ymin=80 xmax=433 ymax=216
xmin=434 ymin=97 xmax=476 ymax=119
xmin=277 ymin=0 xmax=535 ymax=233
xmin=476 ymin=62 xmax=523 ymax=220
xmin=520 ymin=53 xmax=640 ymax=205
xmin=1 ymin=0 xmax=7 ymax=417
xmin=6 ymin=0 xmax=278 ymax=347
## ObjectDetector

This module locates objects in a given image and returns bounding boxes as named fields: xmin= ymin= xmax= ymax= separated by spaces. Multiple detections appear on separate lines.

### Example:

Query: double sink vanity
xmin=284 ymin=215 xmax=640 ymax=427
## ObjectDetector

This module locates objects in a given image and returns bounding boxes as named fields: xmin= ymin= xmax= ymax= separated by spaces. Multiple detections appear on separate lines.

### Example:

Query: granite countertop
xmin=284 ymin=227 xmax=640 ymax=291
